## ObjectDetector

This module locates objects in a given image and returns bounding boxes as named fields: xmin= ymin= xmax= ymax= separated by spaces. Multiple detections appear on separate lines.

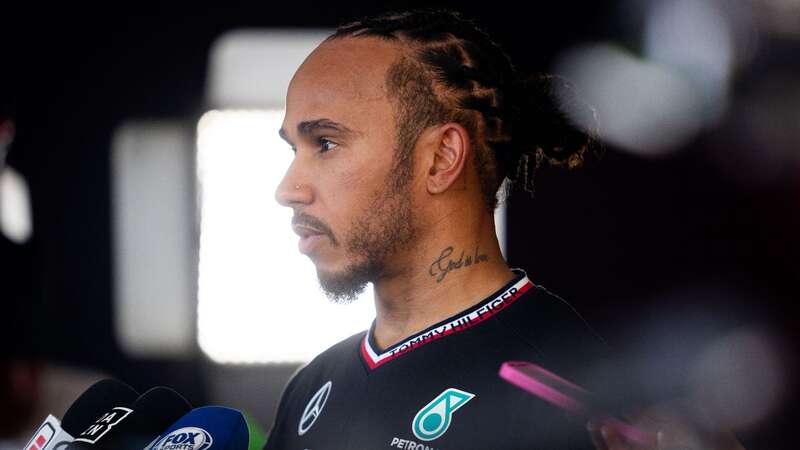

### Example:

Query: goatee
xmin=316 ymin=166 xmax=416 ymax=303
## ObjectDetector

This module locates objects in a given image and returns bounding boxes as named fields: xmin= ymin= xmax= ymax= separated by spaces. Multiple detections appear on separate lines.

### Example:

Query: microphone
xmin=23 ymin=379 xmax=139 ymax=450
xmin=147 ymin=406 xmax=250 ymax=450
xmin=67 ymin=386 xmax=192 ymax=449
xmin=23 ymin=415 xmax=73 ymax=450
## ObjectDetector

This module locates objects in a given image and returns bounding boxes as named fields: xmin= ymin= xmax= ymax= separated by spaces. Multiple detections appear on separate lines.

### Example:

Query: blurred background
xmin=1 ymin=1 xmax=797 ymax=449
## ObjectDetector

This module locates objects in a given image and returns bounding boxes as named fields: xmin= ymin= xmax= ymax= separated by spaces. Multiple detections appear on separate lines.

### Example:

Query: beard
xmin=316 ymin=153 xmax=417 ymax=304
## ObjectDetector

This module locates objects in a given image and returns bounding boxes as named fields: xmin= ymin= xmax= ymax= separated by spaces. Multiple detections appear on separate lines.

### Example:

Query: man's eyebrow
xmin=278 ymin=118 xmax=359 ymax=144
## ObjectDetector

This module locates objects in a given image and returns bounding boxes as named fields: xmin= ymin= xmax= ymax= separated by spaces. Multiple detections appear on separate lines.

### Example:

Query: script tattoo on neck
xmin=429 ymin=245 xmax=489 ymax=283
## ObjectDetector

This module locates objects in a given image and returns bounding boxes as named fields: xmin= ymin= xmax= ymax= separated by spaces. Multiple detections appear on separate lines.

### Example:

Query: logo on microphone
xmin=151 ymin=427 xmax=213 ymax=450
xmin=298 ymin=380 xmax=332 ymax=436
xmin=412 ymin=388 xmax=475 ymax=441
xmin=24 ymin=421 xmax=55 ymax=450
xmin=74 ymin=406 xmax=133 ymax=444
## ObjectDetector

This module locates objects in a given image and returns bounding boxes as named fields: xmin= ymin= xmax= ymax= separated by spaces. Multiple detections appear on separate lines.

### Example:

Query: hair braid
xmin=328 ymin=8 xmax=599 ymax=210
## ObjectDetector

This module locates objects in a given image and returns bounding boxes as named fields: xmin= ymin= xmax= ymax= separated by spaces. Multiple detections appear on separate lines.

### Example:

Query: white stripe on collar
xmin=360 ymin=274 xmax=534 ymax=369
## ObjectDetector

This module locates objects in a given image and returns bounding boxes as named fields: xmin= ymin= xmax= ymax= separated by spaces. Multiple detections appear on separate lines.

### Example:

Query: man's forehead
xmin=280 ymin=38 xmax=403 ymax=141
xmin=285 ymin=37 xmax=401 ymax=114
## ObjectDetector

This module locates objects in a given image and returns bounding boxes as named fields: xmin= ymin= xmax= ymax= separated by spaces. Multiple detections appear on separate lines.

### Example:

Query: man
xmin=264 ymin=8 xmax=690 ymax=450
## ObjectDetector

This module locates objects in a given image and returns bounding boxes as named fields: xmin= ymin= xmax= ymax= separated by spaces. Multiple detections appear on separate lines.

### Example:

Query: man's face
xmin=276 ymin=37 xmax=418 ymax=302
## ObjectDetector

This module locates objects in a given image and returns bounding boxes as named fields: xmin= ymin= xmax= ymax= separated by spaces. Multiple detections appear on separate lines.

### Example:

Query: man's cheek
xmin=337 ymin=159 xmax=374 ymax=188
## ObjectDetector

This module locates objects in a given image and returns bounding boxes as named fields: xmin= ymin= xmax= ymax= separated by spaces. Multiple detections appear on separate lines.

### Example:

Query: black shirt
xmin=264 ymin=269 xmax=610 ymax=450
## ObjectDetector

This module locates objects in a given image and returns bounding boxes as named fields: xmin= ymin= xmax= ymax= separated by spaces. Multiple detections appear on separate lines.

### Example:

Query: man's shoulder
xmin=501 ymin=282 xmax=612 ymax=379
xmin=507 ymin=282 xmax=606 ymax=339
xmin=312 ymin=329 xmax=365 ymax=363
xmin=288 ymin=330 xmax=365 ymax=383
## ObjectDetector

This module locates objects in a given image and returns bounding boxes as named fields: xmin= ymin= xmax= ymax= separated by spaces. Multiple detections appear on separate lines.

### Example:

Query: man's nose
xmin=275 ymin=161 xmax=313 ymax=207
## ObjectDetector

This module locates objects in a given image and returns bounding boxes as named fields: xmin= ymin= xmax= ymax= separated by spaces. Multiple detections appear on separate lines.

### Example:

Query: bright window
xmin=196 ymin=109 xmax=376 ymax=363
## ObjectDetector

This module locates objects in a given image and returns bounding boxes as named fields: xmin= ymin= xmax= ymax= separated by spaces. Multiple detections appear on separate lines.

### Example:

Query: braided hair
xmin=326 ymin=8 xmax=599 ymax=211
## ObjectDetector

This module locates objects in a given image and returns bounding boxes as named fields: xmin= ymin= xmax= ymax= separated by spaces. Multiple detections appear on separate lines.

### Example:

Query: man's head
xmin=277 ymin=37 xmax=421 ymax=303
xmin=275 ymin=8 xmax=595 ymax=301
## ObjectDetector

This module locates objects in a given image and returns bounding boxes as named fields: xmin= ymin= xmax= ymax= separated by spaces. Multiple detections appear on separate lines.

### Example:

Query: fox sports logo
xmin=151 ymin=427 xmax=213 ymax=450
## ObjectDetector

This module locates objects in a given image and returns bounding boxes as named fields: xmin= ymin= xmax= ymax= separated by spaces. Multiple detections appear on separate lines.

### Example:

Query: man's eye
xmin=318 ymin=137 xmax=338 ymax=153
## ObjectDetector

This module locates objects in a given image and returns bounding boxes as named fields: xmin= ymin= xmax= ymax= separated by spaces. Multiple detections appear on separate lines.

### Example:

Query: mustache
xmin=292 ymin=212 xmax=339 ymax=246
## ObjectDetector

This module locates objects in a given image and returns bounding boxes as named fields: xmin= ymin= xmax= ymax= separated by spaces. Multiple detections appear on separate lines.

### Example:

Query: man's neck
xmin=370 ymin=212 xmax=516 ymax=351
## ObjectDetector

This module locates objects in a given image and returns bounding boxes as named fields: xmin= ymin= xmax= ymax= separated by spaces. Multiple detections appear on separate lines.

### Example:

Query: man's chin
xmin=316 ymin=264 xmax=374 ymax=305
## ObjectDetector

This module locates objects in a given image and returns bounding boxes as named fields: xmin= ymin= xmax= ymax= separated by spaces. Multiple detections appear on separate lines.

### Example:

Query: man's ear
xmin=426 ymin=123 xmax=470 ymax=194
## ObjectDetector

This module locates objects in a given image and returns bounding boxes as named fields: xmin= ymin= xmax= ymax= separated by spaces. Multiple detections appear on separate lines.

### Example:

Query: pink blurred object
xmin=499 ymin=360 xmax=657 ymax=447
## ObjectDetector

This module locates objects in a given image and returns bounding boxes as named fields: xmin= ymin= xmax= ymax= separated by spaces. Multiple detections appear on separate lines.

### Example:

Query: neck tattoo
xmin=429 ymin=245 xmax=489 ymax=283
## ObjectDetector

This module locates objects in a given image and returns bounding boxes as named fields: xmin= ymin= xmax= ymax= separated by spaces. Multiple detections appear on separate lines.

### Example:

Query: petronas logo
xmin=412 ymin=388 xmax=475 ymax=441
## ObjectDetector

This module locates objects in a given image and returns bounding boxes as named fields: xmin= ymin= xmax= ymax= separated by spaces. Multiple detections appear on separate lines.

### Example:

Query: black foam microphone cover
xmin=68 ymin=386 xmax=192 ymax=450
xmin=60 ymin=379 xmax=140 ymax=436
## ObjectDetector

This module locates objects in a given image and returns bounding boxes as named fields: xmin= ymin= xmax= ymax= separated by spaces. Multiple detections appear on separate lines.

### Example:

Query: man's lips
xmin=291 ymin=212 xmax=338 ymax=249
xmin=292 ymin=224 xmax=325 ymax=239
xmin=292 ymin=224 xmax=329 ymax=255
